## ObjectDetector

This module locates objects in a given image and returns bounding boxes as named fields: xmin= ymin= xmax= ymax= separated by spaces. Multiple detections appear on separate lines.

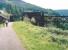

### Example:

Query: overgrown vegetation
xmin=13 ymin=21 xmax=68 ymax=50
xmin=0 ymin=23 xmax=4 ymax=28
xmin=44 ymin=17 xmax=68 ymax=30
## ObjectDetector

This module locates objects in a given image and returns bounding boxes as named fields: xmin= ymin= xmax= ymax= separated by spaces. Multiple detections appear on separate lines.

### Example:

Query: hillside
xmin=0 ymin=0 xmax=60 ymax=16
xmin=55 ymin=10 xmax=68 ymax=16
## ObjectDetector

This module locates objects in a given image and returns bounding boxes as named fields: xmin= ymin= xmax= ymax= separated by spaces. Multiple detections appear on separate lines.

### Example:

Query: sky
xmin=22 ymin=0 xmax=68 ymax=10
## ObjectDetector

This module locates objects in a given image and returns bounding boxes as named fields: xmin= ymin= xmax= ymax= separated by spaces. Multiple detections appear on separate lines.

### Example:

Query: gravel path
xmin=0 ymin=22 xmax=25 ymax=50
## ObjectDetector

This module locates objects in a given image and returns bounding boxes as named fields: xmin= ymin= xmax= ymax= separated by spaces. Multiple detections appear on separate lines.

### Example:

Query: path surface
xmin=0 ymin=22 xmax=25 ymax=50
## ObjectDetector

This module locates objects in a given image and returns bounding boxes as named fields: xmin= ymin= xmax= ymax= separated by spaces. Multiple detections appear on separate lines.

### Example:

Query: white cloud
xmin=22 ymin=0 xmax=68 ymax=10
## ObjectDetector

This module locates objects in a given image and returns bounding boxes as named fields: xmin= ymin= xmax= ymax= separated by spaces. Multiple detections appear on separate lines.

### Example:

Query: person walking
xmin=5 ymin=20 xmax=8 ymax=27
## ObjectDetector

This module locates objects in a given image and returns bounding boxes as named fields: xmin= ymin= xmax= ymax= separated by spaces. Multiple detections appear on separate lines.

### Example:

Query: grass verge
xmin=13 ymin=21 xmax=68 ymax=50
xmin=0 ymin=24 xmax=4 ymax=28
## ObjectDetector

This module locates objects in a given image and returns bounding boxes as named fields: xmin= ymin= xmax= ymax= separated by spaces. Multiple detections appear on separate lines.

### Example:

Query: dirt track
xmin=0 ymin=22 xmax=25 ymax=50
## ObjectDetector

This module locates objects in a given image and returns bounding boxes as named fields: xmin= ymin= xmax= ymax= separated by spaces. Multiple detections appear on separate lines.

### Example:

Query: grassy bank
xmin=13 ymin=21 xmax=68 ymax=50
xmin=0 ymin=24 xmax=4 ymax=28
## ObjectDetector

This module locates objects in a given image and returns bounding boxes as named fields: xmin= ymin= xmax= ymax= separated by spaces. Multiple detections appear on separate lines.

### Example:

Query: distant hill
xmin=55 ymin=10 xmax=68 ymax=16
xmin=0 ymin=0 xmax=60 ymax=16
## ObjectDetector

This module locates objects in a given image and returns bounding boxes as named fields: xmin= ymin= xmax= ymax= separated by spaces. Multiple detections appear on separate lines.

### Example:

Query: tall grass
xmin=13 ymin=21 xmax=68 ymax=50
xmin=0 ymin=23 xmax=4 ymax=28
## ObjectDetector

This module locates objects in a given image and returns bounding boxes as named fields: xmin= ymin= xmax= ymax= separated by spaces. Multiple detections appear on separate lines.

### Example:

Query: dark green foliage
xmin=53 ymin=18 xmax=68 ymax=30
xmin=44 ymin=17 xmax=68 ymax=30
xmin=53 ymin=18 xmax=62 ymax=28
